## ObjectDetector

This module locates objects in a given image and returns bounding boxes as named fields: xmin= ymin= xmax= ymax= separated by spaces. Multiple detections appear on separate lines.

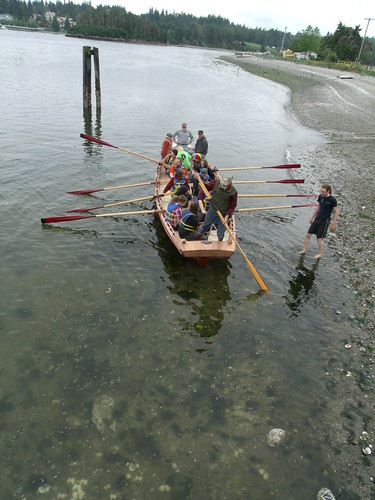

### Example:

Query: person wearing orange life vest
xmin=169 ymin=157 xmax=189 ymax=179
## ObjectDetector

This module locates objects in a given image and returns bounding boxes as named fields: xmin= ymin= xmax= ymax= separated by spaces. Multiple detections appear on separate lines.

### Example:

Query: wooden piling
xmin=92 ymin=47 xmax=101 ymax=110
xmin=83 ymin=46 xmax=92 ymax=108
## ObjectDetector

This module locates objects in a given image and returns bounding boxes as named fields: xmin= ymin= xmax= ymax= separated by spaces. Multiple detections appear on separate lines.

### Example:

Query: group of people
xmin=159 ymin=124 xmax=339 ymax=256
xmin=159 ymin=123 xmax=237 ymax=242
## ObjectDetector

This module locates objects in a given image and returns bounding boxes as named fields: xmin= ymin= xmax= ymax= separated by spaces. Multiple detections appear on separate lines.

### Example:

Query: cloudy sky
xmin=90 ymin=0 xmax=375 ymax=37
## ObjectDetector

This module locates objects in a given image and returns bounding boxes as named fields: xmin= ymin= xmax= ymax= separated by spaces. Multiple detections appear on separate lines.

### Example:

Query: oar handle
xmin=236 ymin=204 xmax=315 ymax=213
xmin=96 ymin=209 xmax=161 ymax=218
xmin=218 ymin=164 xmax=301 ymax=171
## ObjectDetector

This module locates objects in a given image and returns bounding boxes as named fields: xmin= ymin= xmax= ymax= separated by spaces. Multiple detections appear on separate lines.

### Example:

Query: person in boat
xmin=298 ymin=184 xmax=339 ymax=259
xmin=176 ymin=149 xmax=191 ymax=172
xmin=178 ymin=201 xmax=203 ymax=241
xmin=161 ymin=133 xmax=173 ymax=159
xmin=193 ymin=172 xmax=237 ymax=241
xmin=197 ymin=184 xmax=210 ymax=222
xmin=166 ymin=194 xmax=187 ymax=230
xmin=172 ymin=184 xmax=192 ymax=202
xmin=192 ymin=156 xmax=215 ymax=179
xmin=163 ymin=168 xmax=190 ymax=195
xmin=169 ymin=157 xmax=189 ymax=180
xmin=191 ymin=130 xmax=208 ymax=159
xmin=173 ymin=123 xmax=193 ymax=151
xmin=159 ymin=148 xmax=178 ymax=174
xmin=192 ymin=167 xmax=211 ymax=202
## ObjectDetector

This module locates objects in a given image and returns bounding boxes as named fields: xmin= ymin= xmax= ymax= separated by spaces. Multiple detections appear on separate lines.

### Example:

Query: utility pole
xmin=356 ymin=17 xmax=374 ymax=63
xmin=280 ymin=26 xmax=287 ymax=53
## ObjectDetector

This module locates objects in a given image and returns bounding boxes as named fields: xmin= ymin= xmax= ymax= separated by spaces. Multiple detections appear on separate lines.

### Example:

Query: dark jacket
xmin=194 ymin=136 xmax=208 ymax=155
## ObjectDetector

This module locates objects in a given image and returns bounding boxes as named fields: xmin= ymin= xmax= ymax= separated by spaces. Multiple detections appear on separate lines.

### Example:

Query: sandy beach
xmin=222 ymin=54 xmax=375 ymax=498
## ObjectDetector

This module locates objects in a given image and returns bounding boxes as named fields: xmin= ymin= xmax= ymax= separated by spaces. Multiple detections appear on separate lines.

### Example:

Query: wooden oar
xmin=80 ymin=133 xmax=159 ymax=164
xmin=236 ymin=204 xmax=316 ymax=213
xmin=197 ymin=176 xmax=269 ymax=292
xmin=66 ymin=192 xmax=172 ymax=213
xmin=238 ymin=193 xmax=316 ymax=199
xmin=67 ymin=180 xmax=164 ymax=195
xmin=66 ymin=195 xmax=154 ymax=213
xmin=41 ymin=209 xmax=161 ymax=225
xmin=234 ymin=179 xmax=304 ymax=185
xmin=219 ymin=164 xmax=301 ymax=171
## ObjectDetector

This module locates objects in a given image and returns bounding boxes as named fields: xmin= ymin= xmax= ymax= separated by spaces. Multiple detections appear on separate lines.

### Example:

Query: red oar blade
xmin=66 ymin=188 xmax=103 ymax=195
xmin=263 ymin=163 xmax=301 ymax=169
xmin=80 ymin=133 xmax=117 ymax=149
xmin=268 ymin=179 xmax=304 ymax=184
xmin=41 ymin=214 xmax=94 ymax=224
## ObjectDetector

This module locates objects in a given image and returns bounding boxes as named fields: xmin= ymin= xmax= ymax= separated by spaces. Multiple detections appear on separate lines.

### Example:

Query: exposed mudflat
xmin=223 ymin=54 xmax=375 ymax=498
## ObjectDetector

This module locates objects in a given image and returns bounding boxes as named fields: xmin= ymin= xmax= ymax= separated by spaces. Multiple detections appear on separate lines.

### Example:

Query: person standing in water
xmin=299 ymin=184 xmax=339 ymax=259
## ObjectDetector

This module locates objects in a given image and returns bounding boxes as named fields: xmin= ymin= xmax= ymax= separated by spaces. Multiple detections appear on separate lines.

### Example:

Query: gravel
xmin=223 ymin=54 xmax=375 ymax=498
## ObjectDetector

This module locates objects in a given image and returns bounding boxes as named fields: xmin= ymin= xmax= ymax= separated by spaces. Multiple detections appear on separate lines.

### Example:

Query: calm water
xmin=1 ymin=31 xmax=357 ymax=498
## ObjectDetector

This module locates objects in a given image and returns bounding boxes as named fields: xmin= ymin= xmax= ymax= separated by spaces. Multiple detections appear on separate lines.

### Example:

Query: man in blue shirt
xmin=299 ymin=184 xmax=339 ymax=259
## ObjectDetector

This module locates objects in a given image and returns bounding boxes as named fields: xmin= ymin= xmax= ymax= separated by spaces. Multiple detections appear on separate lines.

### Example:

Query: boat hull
xmin=154 ymin=166 xmax=236 ymax=261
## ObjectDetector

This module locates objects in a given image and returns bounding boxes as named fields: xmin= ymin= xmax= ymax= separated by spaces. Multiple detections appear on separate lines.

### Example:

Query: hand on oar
xmin=80 ymin=134 xmax=159 ymax=164
xmin=218 ymin=164 xmax=301 ymax=171
xmin=234 ymin=179 xmax=304 ymax=185
xmin=66 ymin=180 xmax=168 ymax=195
xmin=66 ymin=192 xmax=172 ymax=213
xmin=238 ymin=193 xmax=316 ymax=199
xmin=236 ymin=204 xmax=316 ymax=213
xmin=41 ymin=209 xmax=161 ymax=225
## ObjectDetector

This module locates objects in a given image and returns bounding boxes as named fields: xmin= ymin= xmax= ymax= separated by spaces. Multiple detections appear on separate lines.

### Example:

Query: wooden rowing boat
xmin=154 ymin=165 xmax=236 ymax=263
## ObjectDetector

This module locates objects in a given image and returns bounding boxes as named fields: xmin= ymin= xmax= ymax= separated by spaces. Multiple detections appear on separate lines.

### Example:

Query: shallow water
xmin=0 ymin=30 xmax=356 ymax=498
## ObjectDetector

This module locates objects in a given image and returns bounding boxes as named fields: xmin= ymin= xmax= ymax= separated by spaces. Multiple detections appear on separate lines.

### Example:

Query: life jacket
xmin=179 ymin=209 xmax=196 ymax=233
xmin=201 ymin=195 xmax=210 ymax=210
xmin=166 ymin=202 xmax=181 ymax=228
xmin=172 ymin=178 xmax=186 ymax=192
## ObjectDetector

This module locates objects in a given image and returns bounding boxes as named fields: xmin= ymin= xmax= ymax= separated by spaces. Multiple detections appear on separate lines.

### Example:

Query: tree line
xmin=1 ymin=0 xmax=374 ymax=64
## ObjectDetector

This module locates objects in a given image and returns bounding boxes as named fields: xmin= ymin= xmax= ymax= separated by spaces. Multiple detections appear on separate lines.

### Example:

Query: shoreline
xmin=221 ymin=54 xmax=375 ymax=330
xmin=222 ymin=54 xmax=375 ymax=498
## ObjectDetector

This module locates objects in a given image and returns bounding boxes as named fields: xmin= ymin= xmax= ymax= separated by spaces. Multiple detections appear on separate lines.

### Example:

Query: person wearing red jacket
xmin=161 ymin=133 xmax=173 ymax=159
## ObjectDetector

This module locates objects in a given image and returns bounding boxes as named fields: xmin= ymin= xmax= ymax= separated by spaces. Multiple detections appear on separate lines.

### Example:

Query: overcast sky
xmin=90 ymin=0 xmax=375 ymax=38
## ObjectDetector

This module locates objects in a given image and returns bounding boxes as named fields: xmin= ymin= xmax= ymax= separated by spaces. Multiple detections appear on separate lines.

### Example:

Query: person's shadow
xmin=284 ymin=256 xmax=319 ymax=316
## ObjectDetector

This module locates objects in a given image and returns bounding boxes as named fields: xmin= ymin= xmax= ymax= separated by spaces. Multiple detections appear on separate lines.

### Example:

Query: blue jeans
xmin=198 ymin=208 xmax=226 ymax=240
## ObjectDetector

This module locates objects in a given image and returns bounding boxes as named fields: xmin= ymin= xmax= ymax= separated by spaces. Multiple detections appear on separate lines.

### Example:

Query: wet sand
xmin=223 ymin=54 xmax=375 ymax=497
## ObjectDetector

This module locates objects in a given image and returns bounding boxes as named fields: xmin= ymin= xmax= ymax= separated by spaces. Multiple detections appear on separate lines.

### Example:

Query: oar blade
xmin=41 ymin=215 xmax=94 ymax=224
xmin=270 ymin=179 xmax=305 ymax=184
xmin=80 ymin=133 xmax=116 ymax=149
xmin=264 ymin=163 xmax=301 ymax=169
xmin=66 ymin=188 xmax=103 ymax=195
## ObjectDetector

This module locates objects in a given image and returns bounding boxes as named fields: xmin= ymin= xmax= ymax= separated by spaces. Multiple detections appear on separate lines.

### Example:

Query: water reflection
xmin=284 ymin=256 xmax=319 ymax=316
xmin=153 ymin=216 xmax=231 ymax=340
xmin=82 ymin=105 xmax=102 ymax=154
